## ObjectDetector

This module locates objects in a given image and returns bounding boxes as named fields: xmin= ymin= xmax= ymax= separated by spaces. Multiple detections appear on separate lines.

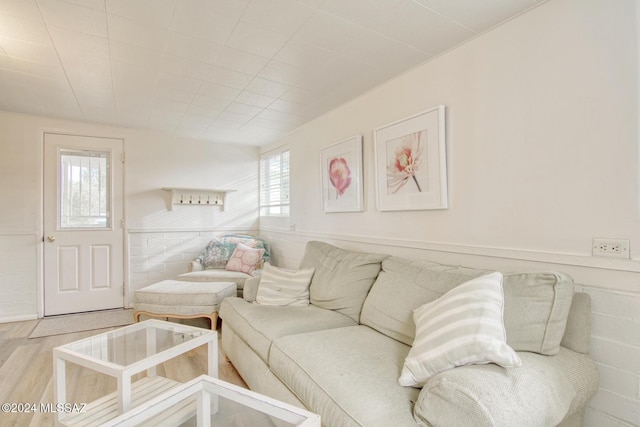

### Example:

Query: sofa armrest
xmin=414 ymin=348 xmax=598 ymax=427
xmin=190 ymin=260 xmax=204 ymax=272
xmin=243 ymin=276 xmax=261 ymax=302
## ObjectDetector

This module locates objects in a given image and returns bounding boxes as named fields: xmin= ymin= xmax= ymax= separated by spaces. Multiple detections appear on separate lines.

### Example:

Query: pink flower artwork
xmin=328 ymin=157 xmax=352 ymax=198
xmin=387 ymin=130 xmax=425 ymax=194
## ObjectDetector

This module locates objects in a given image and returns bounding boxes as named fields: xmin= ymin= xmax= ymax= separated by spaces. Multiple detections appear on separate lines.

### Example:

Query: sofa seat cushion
xmin=270 ymin=325 xmax=420 ymax=427
xmin=414 ymin=347 xmax=599 ymax=427
xmin=219 ymin=297 xmax=356 ymax=363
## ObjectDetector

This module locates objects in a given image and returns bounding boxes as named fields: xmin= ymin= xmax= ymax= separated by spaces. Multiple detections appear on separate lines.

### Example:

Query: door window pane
xmin=60 ymin=149 xmax=110 ymax=229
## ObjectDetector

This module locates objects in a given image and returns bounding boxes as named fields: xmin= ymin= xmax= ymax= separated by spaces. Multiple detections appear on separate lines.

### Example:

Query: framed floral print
xmin=320 ymin=135 xmax=364 ymax=213
xmin=374 ymin=106 xmax=447 ymax=211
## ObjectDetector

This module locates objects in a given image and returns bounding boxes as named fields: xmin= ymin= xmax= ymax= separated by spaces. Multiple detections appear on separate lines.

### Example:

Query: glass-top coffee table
xmin=101 ymin=374 xmax=321 ymax=427
xmin=53 ymin=319 xmax=217 ymax=426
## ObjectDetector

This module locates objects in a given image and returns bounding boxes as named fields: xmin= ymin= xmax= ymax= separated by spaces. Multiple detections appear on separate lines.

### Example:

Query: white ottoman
xmin=133 ymin=280 xmax=237 ymax=329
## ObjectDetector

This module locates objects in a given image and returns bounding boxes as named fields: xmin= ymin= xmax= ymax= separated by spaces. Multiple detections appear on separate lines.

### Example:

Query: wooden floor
xmin=0 ymin=317 xmax=247 ymax=427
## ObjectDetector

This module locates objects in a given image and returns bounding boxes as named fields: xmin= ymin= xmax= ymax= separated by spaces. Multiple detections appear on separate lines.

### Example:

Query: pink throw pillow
xmin=225 ymin=243 xmax=266 ymax=274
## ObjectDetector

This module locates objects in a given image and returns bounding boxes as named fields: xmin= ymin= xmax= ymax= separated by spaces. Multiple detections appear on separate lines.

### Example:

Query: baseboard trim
xmin=259 ymin=227 xmax=640 ymax=273
xmin=0 ymin=314 xmax=39 ymax=324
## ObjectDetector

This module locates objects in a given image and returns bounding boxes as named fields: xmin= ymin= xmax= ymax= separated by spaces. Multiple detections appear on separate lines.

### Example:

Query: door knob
xmin=47 ymin=236 xmax=56 ymax=242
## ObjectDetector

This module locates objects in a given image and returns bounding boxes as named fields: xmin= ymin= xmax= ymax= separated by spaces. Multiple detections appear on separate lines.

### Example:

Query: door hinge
xmin=120 ymin=218 xmax=125 ymax=229
xmin=121 ymin=152 xmax=125 ymax=163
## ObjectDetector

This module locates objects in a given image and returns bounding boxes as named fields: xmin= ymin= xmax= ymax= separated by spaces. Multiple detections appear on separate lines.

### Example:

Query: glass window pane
xmin=60 ymin=149 xmax=110 ymax=229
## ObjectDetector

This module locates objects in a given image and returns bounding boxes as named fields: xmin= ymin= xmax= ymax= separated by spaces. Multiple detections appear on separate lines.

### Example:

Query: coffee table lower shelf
xmin=61 ymin=376 xmax=180 ymax=427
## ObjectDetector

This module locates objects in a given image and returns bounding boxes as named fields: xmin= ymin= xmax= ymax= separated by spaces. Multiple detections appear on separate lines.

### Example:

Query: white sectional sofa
xmin=219 ymin=241 xmax=599 ymax=426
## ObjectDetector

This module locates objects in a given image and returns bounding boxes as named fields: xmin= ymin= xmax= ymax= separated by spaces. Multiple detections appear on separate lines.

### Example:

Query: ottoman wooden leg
xmin=209 ymin=313 xmax=219 ymax=330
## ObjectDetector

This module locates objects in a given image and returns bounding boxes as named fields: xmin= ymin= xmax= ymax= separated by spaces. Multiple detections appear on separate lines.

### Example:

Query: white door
xmin=43 ymin=133 xmax=124 ymax=316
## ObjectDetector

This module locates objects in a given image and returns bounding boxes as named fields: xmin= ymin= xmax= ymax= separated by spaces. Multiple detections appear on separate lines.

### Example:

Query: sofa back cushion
xmin=361 ymin=257 xmax=575 ymax=355
xmin=360 ymin=257 xmax=488 ymax=346
xmin=502 ymin=272 xmax=574 ymax=355
xmin=299 ymin=241 xmax=387 ymax=322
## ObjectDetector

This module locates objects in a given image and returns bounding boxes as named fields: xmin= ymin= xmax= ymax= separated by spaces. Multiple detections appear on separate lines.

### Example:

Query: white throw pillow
xmin=256 ymin=263 xmax=315 ymax=307
xmin=399 ymin=272 xmax=521 ymax=387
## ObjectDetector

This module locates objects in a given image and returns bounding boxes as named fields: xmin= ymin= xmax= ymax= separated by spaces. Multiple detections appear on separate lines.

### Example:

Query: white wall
xmin=261 ymin=0 xmax=640 ymax=425
xmin=0 ymin=110 xmax=260 ymax=317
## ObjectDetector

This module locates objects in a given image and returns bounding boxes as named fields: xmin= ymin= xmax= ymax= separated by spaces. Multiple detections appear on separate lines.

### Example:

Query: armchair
xmin=178 ymin=234 xmax=270 ymax=297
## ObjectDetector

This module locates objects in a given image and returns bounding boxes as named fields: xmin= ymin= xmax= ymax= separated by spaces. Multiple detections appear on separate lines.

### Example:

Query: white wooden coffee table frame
xmin=53 ymin=319 xmax=217 ymax=426
xmin=101 ymin=374 xmax=321 ymax=427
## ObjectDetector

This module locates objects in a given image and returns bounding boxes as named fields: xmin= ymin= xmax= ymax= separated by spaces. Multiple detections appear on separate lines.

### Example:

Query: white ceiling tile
xmin=225 ymin=101 xmax=263 ymax=117
xmin=0 ymin=12 xmax=51 ymax=44
xmin=414 ymin=0 xmax=538 ymax=32
xmin=295 ymin=11 xmax=364 ymax=51
xmin=0 ymin=0 xmax=43 ymax=21
xmin=186 ymin=103 xmax=223 ymax=118
xmin=107 ymin=0 xmax=175 ymax=28
xmin=0 ymin=54 xmax=65 ymax=79
xmin=244 ymin=77 xmax=291 ymax=98
xmin=0 ymin=35 xmax=59 ymax=65
xmin=177 ymin=113 xmax=214 ymax=129
xmin=212 ymin=45 xmax=270 ymax=75
xmin=341 ymin=29 xmax=428 ymax=69
xmin=48 ymin=27 xmax=110 ymax=65
xmin=63 ymin=0 xmax=105 ymax=12
xmin=204 ymin=65 xmax=252 ymax=90
xmin=107 ymin=14 xmax=168 ymax=50
xmin=66 ymin=65 xmax=113 ymax=96
xmin=267 ymin=98 xmax=305 ymax=114
xmin=240 ymin=0 xmax=314 ymax=36
xmin=279 ymin=86 xmax=321 ymax=105
xmin=191 ymin=94 xmax=231 ymax=111
xmin=178 ymin=0 xmax=250 ymax=21
xmin=112 ymin=64 xmax=155 ymax=96
xmin=109 ymin=40 xmax=163 ymax=70
xmin=299 ymin=56 xmax=372 ymax=93
xmin=164 ymin=34 xmax=221 ymax=64
xmin=210 ymin=119 xmax=244 ymax=130
xmin=368 ymin=0 xmax=475 ymax=53
xmin=274 ymin=38 xmax=336 ymax=70
xmin=257 ymin=108 xmax=306 ymax=125
xmin=198 ymin=82 xmax=240 ymax=101
xmin=171 ymin=2 xmax=237 ymax=43
xmin=225 ymin=22 xmax=289 ymax=58
xmin=160 ymin=54 xmax=211 ymax=80
xmin=217 ymin=110 xmax=253 ymax=124
xmin=246 ymin=116 xmax=292 ymax=131
xmin=318 ymin=0 xmax=401 ymax=27
xmin=38 ymin=0 xmax=108 ymax=37
xmin=155 ymin=72 xmax=202 ymax=94
xmin=258 ymin=60 xmax=307 ymax=86
xmin=154 ymin=86 xmax=196 ymax=104
xmin=234 ymin=90 xmax=277 ymax=108
xmin=296 ymin=0 xmax=327 ymax=8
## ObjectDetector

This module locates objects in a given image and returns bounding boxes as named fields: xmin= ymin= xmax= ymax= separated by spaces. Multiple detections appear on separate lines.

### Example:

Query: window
xmin=260 ymin=149 xmax=289 ymax=216
xmin=59 ymin=149 xmax=111 ymax=228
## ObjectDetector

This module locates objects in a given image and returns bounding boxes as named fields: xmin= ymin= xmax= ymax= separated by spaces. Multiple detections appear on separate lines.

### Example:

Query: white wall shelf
xmin=161 ymin=187 xmax=236 ymax=211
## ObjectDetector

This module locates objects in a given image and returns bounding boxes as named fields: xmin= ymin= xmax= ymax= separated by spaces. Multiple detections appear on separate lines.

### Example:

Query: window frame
xmin=259 ymin=147 xmax=290 ymax=217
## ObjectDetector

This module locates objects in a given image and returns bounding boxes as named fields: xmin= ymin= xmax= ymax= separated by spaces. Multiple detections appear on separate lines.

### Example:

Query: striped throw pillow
xmin=398 ymin=272 xmax=521 ymax=387
xmin=256 ymin=263 xmax=315 ymax=306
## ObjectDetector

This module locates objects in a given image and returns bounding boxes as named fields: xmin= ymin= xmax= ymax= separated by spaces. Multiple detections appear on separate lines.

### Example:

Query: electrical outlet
xmin=592 ymin=238 xmax=630 ymax=258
